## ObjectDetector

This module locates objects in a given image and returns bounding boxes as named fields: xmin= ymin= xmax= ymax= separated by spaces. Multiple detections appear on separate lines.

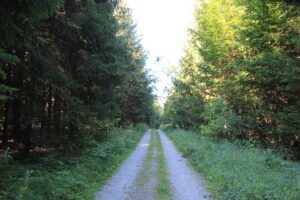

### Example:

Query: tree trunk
xmin=54 ymin=92 xmax=61 ymax=136
xmin=40 ymin=83 xmax=47 ymax=145
xmin=2 ymin=69 xmax=11 ymax=148
xmin=2 ymin=100 xmax=9 ymax=148
xmin=47 ymin=86 xmax=53 ymax=137
xmin=12 ymin=66 xmax=23 ymax=143
xmin=23 ymin=74 xmax=35 ymax=156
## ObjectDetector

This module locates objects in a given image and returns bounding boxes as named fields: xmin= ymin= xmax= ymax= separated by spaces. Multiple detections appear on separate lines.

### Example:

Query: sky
xmin=124 ymin=0 xmax=197 ymax=106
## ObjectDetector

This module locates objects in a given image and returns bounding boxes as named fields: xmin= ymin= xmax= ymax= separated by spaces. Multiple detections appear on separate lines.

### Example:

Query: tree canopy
xmin=0 ymin=0 xmax=159 ymax=155
xmin=164 ymin=0 xmax=300 ymax=158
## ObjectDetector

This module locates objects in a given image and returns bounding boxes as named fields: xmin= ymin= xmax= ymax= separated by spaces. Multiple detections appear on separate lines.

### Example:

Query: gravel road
xmin=95 ymin=129 xmax=211 ymax=200
xmin=95 ymin=130 xmax=151 ymax=200
xmin=126 ymin=135 xmax=158 ymax=200
xmin=159 ymin=130 xmax=211 ymax=200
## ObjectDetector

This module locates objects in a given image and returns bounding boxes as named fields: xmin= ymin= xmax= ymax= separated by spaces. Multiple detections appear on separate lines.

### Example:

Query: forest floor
xmin=96 ymin=130 xmax=211 ymax=200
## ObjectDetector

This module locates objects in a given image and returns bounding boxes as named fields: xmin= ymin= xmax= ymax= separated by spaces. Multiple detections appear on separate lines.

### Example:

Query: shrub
xmin=201 ymin=99 xmax=242 ymax=138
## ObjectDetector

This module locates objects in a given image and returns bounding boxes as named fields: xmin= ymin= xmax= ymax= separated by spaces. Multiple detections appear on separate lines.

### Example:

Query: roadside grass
xmin=154 ymin=129 xmax=172 ymax=200
xmin=163 ymin=128 xmax=300 ymax=200
xmin=0 ymin=124 xmax=147 ymax=200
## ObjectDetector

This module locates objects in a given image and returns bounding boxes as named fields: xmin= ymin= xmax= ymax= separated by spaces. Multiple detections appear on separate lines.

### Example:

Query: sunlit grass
xmin=164 ymin=128 xmax=300 ymax=200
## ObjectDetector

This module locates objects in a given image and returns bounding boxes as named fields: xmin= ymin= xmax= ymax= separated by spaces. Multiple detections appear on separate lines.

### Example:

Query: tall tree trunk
xmin=47 ymin=86 xmax=53 ymax=137
xmin=2 ymin=100 xmax=9 ymax=148
xmin=40 ymin=83 xmax=47 ymax=145
xmin=2 ymin=70 xmax=11 ymax=148
xmin=54 ymin=92 xmax=61 ymax=136
xmin=23 ymin=74 xmax=35 ymax=156
xmin=12 ymin=66 xmax=23 ymax=143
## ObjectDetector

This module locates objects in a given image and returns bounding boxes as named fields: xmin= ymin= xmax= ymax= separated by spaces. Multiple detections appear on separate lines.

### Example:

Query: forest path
xmin=159 ymin=130 xmax=211 ymax=200
xmin=95 ymin=129 xmax=211 ymax=200
xmin=95 ymin=130 xmax=152 ymax=200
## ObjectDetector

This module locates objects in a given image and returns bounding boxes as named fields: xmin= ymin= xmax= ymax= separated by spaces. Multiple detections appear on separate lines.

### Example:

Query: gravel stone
xmin=159 ymin=130 xmax=212 ymax=200
xmin=126 ymin=141 xmax=158 ymax=200
xmin=96 ymin=129 xmax=212 ymax=200
xmin=95 ymin=130 xmax=151 ymax=200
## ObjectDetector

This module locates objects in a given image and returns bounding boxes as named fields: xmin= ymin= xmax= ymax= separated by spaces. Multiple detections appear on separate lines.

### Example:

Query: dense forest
xmin=164 ymin=0 xmax=300 ymax=159
xmin=0 ymin=0 xmax=159 ymax=157
xmin=0 ymin=0 xmax=299 ymax=199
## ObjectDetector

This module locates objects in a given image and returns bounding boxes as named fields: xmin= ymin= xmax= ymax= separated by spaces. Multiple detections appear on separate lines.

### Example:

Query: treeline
xmin=0 ymin=0 xmax=157 ymax=156
xmin=164 ymin=0 xmax=300 ymax=158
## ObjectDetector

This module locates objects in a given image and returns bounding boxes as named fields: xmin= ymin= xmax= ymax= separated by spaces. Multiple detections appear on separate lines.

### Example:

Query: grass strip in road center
xmin=153 ymin=129 xmax=173 ymax=200
xmin=134 ymin=130 xmax=155 ymax=188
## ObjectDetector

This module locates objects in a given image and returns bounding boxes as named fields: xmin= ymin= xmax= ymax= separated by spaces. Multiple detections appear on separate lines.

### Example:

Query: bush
xmin=200 ymin=99 xmax=242 ymax=138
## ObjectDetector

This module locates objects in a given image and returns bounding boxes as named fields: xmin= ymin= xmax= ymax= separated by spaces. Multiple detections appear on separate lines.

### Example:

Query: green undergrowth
xmin=163 ymin=128 xmax=300 ymax=200
xmin=0 ymin=124 xmax=148 ymax=200
xmin=154 ymin=130 xmax=172 ymax=200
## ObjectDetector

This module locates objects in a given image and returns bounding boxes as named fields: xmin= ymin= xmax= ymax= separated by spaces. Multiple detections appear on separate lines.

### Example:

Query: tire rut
xmin=127 ymin=131 xmax=158 ymax=200
xmin=95 ymin=130 xmax=152 ymax=200
xmin=159 ymin=130 xmax=212 ymax=200
xmin=96 ymin=129 xmax=212 ymax=200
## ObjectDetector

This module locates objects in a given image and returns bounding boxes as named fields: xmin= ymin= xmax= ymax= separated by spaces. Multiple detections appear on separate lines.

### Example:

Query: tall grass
xmin=0 ymin=125 xmax=147 ymax=200
xmin=164 ymin=128 xmax=300 ymax=200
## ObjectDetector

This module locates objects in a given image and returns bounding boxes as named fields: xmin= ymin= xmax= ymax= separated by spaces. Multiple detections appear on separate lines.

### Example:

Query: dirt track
xmin=95 ymin=129 xmax=211 ymax=200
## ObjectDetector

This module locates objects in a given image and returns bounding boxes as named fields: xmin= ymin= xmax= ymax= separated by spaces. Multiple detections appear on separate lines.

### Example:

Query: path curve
xmin=95 ymin=130 xmax=151 ymax=200
xmin=159 ymin=130 xmax=211 ymax=200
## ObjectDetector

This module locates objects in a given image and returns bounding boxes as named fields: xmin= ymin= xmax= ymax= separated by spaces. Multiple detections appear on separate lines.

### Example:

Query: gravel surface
xmin=96 ymin=129 xmax=212 ymax=200
xmin=159 ymin=130 xmax=212 ymax=200
xmin=126 ymin=140 xmax=158 ymax=200
xmin=95 ymin=130 xmax=151 ymax=200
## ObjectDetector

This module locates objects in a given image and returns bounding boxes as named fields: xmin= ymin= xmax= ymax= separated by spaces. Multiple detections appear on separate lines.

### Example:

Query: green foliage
xmin=149 ymin=102 xmax=162 ymax=128
xmin=0 ymin=0 xmax=64 ymax=47
xmin=0 ymin=48 xmax=20 ymax=66
xmin=200 ymin=99 xmax=242 ymax=138
xmin=0 ymin=0 xmax=157 ymax=155
xmin=164 ymin=129 xmax=300 ymax=200
xmin=0 ymin=126 xmax=146 ymax=199
xmin=164 ymin=0 xmax=300 ymax=155
xmin=164 ymin=80 xmax=204 ymax=129
xmin=0 ymin=48 xmax=20 ymax=101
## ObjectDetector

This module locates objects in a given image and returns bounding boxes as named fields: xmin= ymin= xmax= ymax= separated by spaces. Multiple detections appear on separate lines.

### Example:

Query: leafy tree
xmin=164 ymin=0 xmax=300 ymax=157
